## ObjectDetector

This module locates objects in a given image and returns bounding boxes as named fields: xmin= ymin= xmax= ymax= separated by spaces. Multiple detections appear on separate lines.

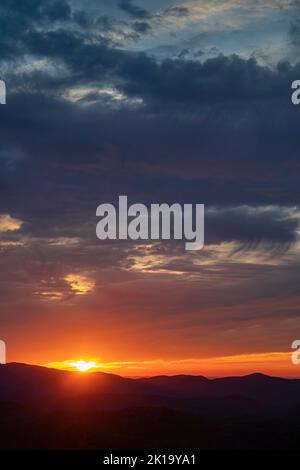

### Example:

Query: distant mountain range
xmin=1 ymin=363 xmax=300 ymax=415
xmin=0 ymin=363 xmax=300 ymax=449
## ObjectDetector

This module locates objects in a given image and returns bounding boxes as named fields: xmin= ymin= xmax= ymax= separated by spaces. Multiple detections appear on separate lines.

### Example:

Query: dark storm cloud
xmin=0 ymin=0 xmax=295 ymax=108
xmin=0 ymin=0 xmax=71 ymax=57
xmin=117 ymin=54 xmax=295 ymax=106
xmin=0 ymin=0 xmax=71 ymax=24
xmin=206 ymin=207 xmax=299 ymax=249
xmin=164 ymin=6 xmax=190 ymax=17
xmin=0 ymin=0 xmax=124 ymax=64
xmin=290 ymin=16 xmax=300 ymax=48
xmin=1 ymin=54 xmax=300 ymax=217
xmin=132 ymin=21 xmax=152 ymax=34
xmin=118 ymin=0 xmax=149 ymax=19
xmin=6 ymin=21 xmax=296 ymax=109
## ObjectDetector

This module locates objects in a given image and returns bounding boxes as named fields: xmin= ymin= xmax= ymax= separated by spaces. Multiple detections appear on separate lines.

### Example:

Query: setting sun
xmin=71 ymin=360 xmax=96 ymax=372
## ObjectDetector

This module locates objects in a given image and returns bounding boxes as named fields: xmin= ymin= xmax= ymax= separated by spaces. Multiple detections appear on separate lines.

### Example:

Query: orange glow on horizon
xmin=43 ymin=351 xmax=300 ymax=378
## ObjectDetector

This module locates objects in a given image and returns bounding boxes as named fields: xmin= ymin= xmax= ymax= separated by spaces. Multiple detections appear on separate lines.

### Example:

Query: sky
xmin=0 ymin=0 xmax=300 ymax=377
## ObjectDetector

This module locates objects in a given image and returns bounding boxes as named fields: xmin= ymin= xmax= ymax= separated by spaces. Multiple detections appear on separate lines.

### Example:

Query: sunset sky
xmin=0 ymin=0 xmax=300 ymax=377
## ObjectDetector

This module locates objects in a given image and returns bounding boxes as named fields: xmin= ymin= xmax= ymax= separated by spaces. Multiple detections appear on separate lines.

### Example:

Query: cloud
xmin=206 ymin=206 xmax=299 ymax=248
xmin=118 ymin=0 xmax=149 ymax=19
xmin=0 ymin=214 xmax=23 ymax=232
xmin=289 ymin=15 xmax=300 ymax=50
xmin=132 ymin=21 xmax=152 ymax=34
xmin=64 ymin=273 xmax=95 ymax=295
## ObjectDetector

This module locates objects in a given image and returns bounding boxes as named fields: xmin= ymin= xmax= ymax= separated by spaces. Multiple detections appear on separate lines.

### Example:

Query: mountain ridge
xmin=2 ymin=362 xmax=296 ymax=381
xmin=1 ymin=363 xmax=300 ymax=449
xmin=1 ymin=362 xmax=300 ymax=415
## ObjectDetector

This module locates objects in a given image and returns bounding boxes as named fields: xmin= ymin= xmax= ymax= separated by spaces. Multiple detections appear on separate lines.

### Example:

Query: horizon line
xmin=2 ymin=361 xmax=300 ymax=381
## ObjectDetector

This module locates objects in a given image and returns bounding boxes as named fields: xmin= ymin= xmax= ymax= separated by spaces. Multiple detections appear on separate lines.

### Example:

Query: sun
xmin=71 ymin=360 xmax=96 ymax=372
xmin=45 ymin=359 xmax=102 ymax=373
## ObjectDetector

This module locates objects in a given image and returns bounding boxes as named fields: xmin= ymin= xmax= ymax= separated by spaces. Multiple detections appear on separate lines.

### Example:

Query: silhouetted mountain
xmin=1 ymin=363 xmax=300 ymax=413
xmin=140 ymin=372 xmax=300 ymax=408
xmin=1 ymin=364 xmax=300 ymax=449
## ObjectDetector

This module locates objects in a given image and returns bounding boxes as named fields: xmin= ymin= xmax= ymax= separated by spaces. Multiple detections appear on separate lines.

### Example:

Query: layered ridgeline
xmin=1 ymin=363 xmax=300 ymax=414
xmin=0 ymin=363 xmax=300 ymax=449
